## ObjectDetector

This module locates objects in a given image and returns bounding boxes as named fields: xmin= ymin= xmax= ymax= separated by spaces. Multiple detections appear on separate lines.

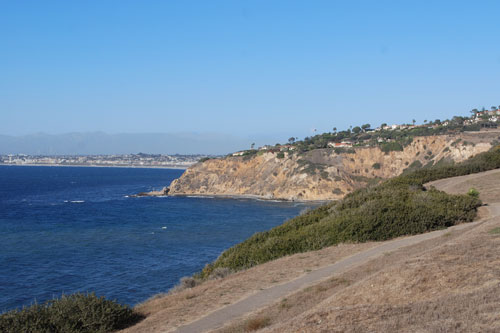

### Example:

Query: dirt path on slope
xmin=173 ymin=225 xmax=484 ymax=333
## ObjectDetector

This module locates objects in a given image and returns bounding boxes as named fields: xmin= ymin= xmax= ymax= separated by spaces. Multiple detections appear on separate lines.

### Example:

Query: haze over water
xmin=0 ymin=165 xmax=311 ymax=311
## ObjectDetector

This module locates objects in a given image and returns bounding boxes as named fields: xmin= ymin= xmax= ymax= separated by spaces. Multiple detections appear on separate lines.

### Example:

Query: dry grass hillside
xmin=123 ymin=168 xmax=500 ymax=333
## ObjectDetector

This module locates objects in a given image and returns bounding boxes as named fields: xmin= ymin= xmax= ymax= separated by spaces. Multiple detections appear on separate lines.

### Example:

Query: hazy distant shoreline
xmin=0 ymin=163 xmax=188 ymax=170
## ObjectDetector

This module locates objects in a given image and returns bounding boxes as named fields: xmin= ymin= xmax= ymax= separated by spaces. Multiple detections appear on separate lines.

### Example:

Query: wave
xmin=70 ymin=200 xmax=85 ymax=203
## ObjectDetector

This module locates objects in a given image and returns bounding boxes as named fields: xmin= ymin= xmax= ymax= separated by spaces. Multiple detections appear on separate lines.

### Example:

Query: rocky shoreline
xmin=132 ymin=187 xmax=170 ymax=197
xmin=133 ymin=187 xmax=330 ymax=203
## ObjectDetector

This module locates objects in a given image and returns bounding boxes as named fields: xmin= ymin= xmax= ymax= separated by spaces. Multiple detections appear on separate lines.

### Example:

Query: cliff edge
xmin=168 ymin=132 xmax=497 ymax=201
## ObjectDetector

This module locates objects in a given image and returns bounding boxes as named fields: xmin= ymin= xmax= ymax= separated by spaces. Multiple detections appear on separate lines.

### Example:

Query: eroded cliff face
xmin=168 ymin=132 xmax=498 ymax=201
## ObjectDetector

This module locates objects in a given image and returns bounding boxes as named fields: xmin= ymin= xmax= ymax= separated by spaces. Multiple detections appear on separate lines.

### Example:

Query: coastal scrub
xmin=0 ymin=293 xmax=144 ymax=333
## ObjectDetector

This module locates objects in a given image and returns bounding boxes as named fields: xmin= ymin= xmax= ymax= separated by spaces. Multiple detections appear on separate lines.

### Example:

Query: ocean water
xmin=0 ymin=165 xmax=311 ymax=312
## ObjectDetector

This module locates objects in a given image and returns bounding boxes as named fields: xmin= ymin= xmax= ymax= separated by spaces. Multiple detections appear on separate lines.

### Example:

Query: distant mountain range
xmin=0 ymin=132 xmax=259 ymax=155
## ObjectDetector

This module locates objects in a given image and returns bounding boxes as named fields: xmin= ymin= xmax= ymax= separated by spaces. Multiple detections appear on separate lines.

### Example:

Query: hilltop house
xmin=232 ymin=151 xmax=245 ymax=156
xmin=328 ymin=141 xmax=353 ymax=148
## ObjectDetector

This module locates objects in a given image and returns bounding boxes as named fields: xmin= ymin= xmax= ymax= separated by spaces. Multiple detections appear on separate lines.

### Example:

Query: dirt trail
xmin=173 ymin=224 xmax=482 ymax=333
xmin=140 ymin=169 xmax=500 ymax=333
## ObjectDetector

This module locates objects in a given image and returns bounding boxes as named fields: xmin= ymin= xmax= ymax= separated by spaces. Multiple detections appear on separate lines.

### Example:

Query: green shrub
xmin=332 ymin=188 xmax=343 ymax=195
xmin=202 ymin=185 xmax=479 ymax=274
xmin=403 ymin=160 xmax=423 ymax=173
xmin=242 ymin=150 xmax=258 ymax=161
xmin=468 ymin=188 xmax=480 ymax=198
xmin=463 ymin=124 xmax=481 ymax=131
xmin=276 ymin=152 xmax=285 ymax=159
xmin=0 ymin=293 xmax=143 ymax=333
xmin=244 ymin=316 xmax=271 ymax=331
xmin=170 ymin=276 xmax=203 ymax=293
xmin=297 ymin=159 xmax=326 ymax=176
xmin=380 ymin=142 xmax=403 ymax=153
xmin=320 ymin=171 xmax=329 ymax=179
xmin=372 ymin=163 xmax=381 ymax=169
xmin=488 ymin=227 xmax=500 ymax=235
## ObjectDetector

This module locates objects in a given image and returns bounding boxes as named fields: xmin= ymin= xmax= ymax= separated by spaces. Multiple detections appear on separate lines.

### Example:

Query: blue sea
xmin=0 ymin=165 xmax=311 ymax=312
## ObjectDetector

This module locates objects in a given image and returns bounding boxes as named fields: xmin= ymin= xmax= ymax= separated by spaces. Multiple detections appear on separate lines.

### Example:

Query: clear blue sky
xmin=1 ymin=0 xmax=499 ymax=142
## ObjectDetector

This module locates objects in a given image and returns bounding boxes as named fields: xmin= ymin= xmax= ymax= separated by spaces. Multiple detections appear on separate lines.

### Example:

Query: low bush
xmin=297 ymin=159 xmax=326 ymax=176
xmin=403 ymin=160 xmax=423 ymax=173
xmin=488 ymin=227 xmax=500 ymax=235
xmin=242 ymin=150 xmax=258 ymax=161
xmin=203 ymin=186 xmax=479 ymax=273
xmin=468 ymin=188 xmax=480 ymax=198
xmin=320 ymin=170 xmax=329 ymax=179
xmin=169 ymin=276 xmax=203 ymax=294
xmin=244 ymin=316 xmax=271 ymax=331
xmin=332 ymin=188 xmax=343 ymax=195
xmin=380 ymin=141 xmax=404 ymax=153
xmin=208 ymin=267 xmax=233 ymax=280
xmin=0 ymin=293 xmax=143 ymax=333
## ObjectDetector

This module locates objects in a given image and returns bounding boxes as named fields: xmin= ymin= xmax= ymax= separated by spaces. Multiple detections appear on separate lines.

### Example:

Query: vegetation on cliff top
xmin=224 ymin=107 xmax=499 ymax=157
xmin=200 ymin=146 xmax=500 ymax=275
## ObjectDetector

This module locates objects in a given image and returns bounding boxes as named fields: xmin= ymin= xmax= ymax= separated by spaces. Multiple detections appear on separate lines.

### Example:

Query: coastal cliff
xmin=168 ymin=132 xmax=497 ymax=201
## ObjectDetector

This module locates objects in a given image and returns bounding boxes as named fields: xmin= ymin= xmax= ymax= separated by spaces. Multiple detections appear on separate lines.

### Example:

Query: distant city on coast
xmin=0 ymin=153 xmax=215 ymax=169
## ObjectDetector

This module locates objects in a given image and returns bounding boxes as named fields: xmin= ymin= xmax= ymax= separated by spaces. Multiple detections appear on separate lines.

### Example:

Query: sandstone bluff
xmin=167 ymin=132 xmax=498 ymax=201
